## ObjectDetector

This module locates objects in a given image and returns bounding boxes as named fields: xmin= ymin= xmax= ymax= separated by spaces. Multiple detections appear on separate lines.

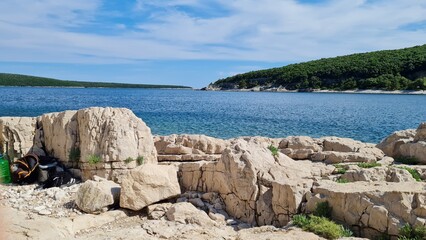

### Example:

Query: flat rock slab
xmin=120 ymin=164 xmax=181 ymax=211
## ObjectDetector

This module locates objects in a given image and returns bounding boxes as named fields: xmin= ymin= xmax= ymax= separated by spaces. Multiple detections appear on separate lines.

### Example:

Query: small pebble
xmin=38 ymin=209 xmax=52 ymax=215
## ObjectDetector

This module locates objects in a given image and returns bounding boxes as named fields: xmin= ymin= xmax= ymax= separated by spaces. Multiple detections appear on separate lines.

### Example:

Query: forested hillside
xmin=211 ymin=44 xmax=426 ymax=91
xmin=0 ymin=73 xmax=191 ymax=89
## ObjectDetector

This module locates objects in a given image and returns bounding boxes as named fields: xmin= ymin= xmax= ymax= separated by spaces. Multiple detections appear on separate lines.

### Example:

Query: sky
xmin=0 ymin=0 xmax=425 ymax=88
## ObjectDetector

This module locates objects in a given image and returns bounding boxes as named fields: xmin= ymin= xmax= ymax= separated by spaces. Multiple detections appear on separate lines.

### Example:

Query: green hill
xmin=0 ymin=73 xmax=192 ymax=89
xmin=211 ymin=44 xmax=426 ymax=91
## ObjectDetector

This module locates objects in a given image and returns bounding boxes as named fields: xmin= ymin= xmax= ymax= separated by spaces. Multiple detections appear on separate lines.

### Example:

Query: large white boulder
xmin=36 ymin=107 xmax=158 ymax=181
xmin=120 ymin=164 xmax=181 ymax=211
xmin=377 ymin=129 xmax=416 ymax=157
xmin=39 ymin=111 xmax=78 ymax=167
xmin=75 ymin=177 xmax=121 ymax=213
xmin=0 ymin=117 xmax=38 ymax=159
xmin=165 ymin=202 xmax=216 ymax=226
xmin=377 ymin=123 xmax=426 ymax=163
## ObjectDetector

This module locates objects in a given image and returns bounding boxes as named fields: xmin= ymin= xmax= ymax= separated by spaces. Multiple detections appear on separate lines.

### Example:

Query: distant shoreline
xmin=202 ymin=87 xmax=426 ymax=95
xmin=0 ymin=85 xmax=193 ymax=90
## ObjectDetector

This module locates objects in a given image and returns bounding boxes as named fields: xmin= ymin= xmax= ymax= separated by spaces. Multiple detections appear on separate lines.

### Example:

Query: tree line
xmin=0 ymin=73 xmax=191 ymax=89
xmin=213 ymin=44 xmax=426 ymax=91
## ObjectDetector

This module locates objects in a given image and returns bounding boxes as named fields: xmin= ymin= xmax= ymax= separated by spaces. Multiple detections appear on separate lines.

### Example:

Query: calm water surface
xmin=1 ymin=87 xmax=425 ymax=143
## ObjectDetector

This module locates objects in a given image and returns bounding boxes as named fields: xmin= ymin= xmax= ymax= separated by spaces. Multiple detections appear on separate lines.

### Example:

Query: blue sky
xmin=0 ymin=0 xmax=425 ymax=88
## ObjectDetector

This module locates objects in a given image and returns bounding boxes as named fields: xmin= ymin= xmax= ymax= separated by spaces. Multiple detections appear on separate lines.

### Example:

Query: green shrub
xmin=87 ymin=154 xmax=101 ymax=165
xmin=69 ymin=147 xmax=81 ymax=162
xmin=292 ymin=214 xmax=352 ymax=239
xmin=395 ymin=156 xmax=419 ymax=165
xmin=314 ymin=201 xmax=332 ymax=219
xmin=357 ymin=162 xmax=382 ymax=168
xmin=268 ymin=145 xmax=279 ymax=157
xmin=398 ymin=167 xmax=421 ymax=182
xmin=293 ymin=214 xmax=310 ymax=227
xmin=398 ymin=223 xmax=426 ymax=240
xmin=336 ymin=178 xmax=349 ymax=183
xmin=124 ymin=157 xmax=134 ymax=164
xmin=136 ymin=156 xmax=144 ymax=165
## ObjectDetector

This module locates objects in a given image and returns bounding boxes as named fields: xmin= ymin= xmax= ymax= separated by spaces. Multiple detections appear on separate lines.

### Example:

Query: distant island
xmin=0 ymin=73 xmax=192 ymax=89
xmin=206 ymin=44 xmax=426 ymax=92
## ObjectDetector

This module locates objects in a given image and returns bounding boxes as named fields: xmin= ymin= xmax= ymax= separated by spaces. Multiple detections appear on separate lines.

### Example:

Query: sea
xmin=1 ymin=87 xmax=425 ymax=143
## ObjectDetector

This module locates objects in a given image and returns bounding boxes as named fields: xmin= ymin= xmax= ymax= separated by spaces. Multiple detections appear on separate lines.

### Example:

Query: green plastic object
xmin=0 ymin=154 xmax=12 ymax=184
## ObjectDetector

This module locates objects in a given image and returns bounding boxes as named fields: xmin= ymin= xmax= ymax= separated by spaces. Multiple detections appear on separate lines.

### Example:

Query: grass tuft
xmin=357 ymin=162 xmax=382 ymax=168
xmin=124 ymin=157 xmax=134 ymax=164
xmin=87 ymin=154 xmax=101 ymax=165
xmin=336 ymin=178 xmax=349 ymax=183
xmin=292 ymin=214 xmax=352 ymax=239
xmin=398 ymin=223 xmax=426 ymax=240
xmin=268 ymin=145 xmax=279 ymax=157
xmin=69 ymin=147 xmax=81 ymax=162
xmin=136 ymin=156 xmax=144 ymax=166
xmin=398 ymin=166 xmax=422 ymax=182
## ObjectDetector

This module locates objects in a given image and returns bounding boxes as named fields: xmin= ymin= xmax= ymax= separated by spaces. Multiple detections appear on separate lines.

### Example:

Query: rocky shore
xmin=1 ymin=107 xmax=425 ymax=239
xmin=203 ymin=85 xmax=426 ymax=95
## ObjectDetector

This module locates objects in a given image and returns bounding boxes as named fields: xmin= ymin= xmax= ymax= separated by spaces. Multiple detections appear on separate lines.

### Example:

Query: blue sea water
xmin=1 ymin=87 xmax=425 ymax=143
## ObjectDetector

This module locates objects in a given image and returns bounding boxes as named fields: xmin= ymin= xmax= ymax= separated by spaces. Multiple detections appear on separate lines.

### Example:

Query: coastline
xmin=203 ymin=87 xmax=426 ymax=95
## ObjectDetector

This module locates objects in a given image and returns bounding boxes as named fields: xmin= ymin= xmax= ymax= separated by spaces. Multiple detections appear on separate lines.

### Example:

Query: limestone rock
xmin=399 ymin=141 xmax=426 ymax=163
xmin=341 ymin=166 xmax=416 ymax=183
xmin=77 ymin=107 xmax=157 ymax=164
xmin=341 ymin=166 xmax=387 ymax=182
xmin=376 ymin=123 xmax=426 ymax=163
xmin=322 ymin=136 xmax=365 ymax=152
xmin=155 ymin=134 xmax=228 ymax=155
xmin=166 ymin=202 xmax=216 ymax=226
xmin=179 ymin=137 xmax=330 ymax=226
xmin=281 ymin=148 xmax=315 ymax=160
xmin=376 ymin=129 xmax=416 ymax=157
xmin=237 ymin=226 xmax=326 ymax=240
xmin=0 ymin=117 xmax=37 ymax=159
xmin=147 ymin=203 xmax=173 ymax=220
xmin=164 ymin=144 xmax=193 ymax=155
xmin=377 ymin=156 xmax=394 ymax=166
xmin=280 ymin=136 xmax=322 ymax=151
xmin=120 ymin=164 xmax=181 ymax=211
xmin=313 ymin=151 xmax=377 ymax=163
xmin=75 ymin=177 xmax=121 ymax=213
xmin=305 ymin=180 xmax=426 ymax=239
xmin=387 ymin=167 xmax=417 ymax=182
xmin=39 ymin=110 xmax=78 ymax=167
xmin=155 ymin=134 xmax=229 ymax=162
xmin=36 ymin=107 xmax=158 ymax=181
xmin=414 ymin=122 xmax=426 ymax=142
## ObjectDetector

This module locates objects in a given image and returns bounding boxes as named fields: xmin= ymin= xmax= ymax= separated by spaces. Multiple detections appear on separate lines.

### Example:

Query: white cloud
xmin=0 ymin=0 xmax=426 ymax=64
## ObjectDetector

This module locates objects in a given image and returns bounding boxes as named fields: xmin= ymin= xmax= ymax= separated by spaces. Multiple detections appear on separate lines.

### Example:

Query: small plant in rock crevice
xmin=398 ymin=223 xmax=426 ymax=240
xmin=87 ymin=154 xmax=102 ymax=165
xmin=124 ymin=157 xmax=134 ymax=164
xmin=357 ymin=162 xmax=382 ymax=168
xmin=333 ymin=164 xmax=347 ymax=174
xmin=268 ymin=145 xmax=279 ymax=157
xmin=336 ymin=178 xmax=349 ymax=183
xmin=136 ymin=156 xmax=144 ymax=165
xmin=397 ymin=166 xmax=422 ymax=182
xmin=314 ymin=201 xmax=332 ymax=219
xmin=69 ymin=147 xmax=81 ymax=162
